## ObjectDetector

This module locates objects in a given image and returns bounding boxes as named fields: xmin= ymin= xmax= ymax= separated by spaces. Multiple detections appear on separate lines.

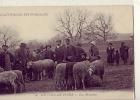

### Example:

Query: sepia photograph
xmin=0 ymin=5 xmax=134 ymax=99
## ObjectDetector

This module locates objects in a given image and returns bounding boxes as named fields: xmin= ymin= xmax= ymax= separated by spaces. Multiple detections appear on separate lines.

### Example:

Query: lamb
xmin=55 ymin=63 xmax=67 ymax=90
xmin=0 ymin=71 xmax=18 ymax=93
xmin=27 ymin=60 xmax=43 ymax=81
xmin=27 ymin=59 xmax=55 ymax=81
xmin=12 ymin=70 xmax=25 ymax=93
xmin=73 ymin=60 xmax=90 ymax=90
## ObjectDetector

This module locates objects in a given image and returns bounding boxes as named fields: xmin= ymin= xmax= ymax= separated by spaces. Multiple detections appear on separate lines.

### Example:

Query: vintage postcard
xmin=0 ymin=5 xmax=134 ymax=100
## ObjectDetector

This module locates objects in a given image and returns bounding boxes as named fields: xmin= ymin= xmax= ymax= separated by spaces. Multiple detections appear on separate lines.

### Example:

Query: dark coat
xmin=89 ymin=45 xmax=99 ymax=57
xmin=75 ymin=46 xmax=86 ymax=62
xmin=15 ymin=48 xmax=29 ymax=71
xmin=64 ymin=45 xmax=76 ymax=62
xmin=120 ymin=46 xmax=129 ymax=63
xmin=55 ymin=45 xmax=64 ymax=63
xmin=106 ymin=47 xmax=115 ymax=64
xmin=65 ymin=62 xmax=76 ymax=89
xmin=44 ymin=50 xmax=55 ymax=61
xmin=114 ymin=51 xmax=120 ymax=64
xmin=0 ymin=51 xmax=14 ymax=71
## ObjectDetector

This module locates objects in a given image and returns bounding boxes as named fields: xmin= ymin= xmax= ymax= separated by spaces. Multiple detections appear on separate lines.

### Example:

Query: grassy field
xmin=24 ymin=39 xmax=134 ymax=93
xmin=25 ymin=64 xmax=134 ymax=92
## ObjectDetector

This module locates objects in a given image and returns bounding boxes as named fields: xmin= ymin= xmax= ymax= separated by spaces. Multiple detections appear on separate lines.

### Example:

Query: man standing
xmin=75 ymin=43 xmax=86 ymax=62
xmin=89 ymin=41 xmax=99 ymax=61
xmin=15 ymin=43 xmax=29 ymax=80
xmin=0 ymin=45 xmax=14 ymax=71
xmin=120 ymin=42 xmax=129 ymax=64
xmin=55 ymin=40 xmax=64 ymax=63
xmin=44 ymin=45 xmax=55 ymax=61
xmin=26 ymin=47 xmax=33 ymax=61
xmin=64 ymin=38 xmax=76 ymax=62
xmin=106 ymin=43 xmax=115 ymax=65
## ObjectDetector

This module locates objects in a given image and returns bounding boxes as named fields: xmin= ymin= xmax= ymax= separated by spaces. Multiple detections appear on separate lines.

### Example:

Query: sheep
xmin=41 ymin=59 xmax=55 ymax=79
xmin=55 ymin=63 xmax=67 ymax=90
xmin=27 ymin=60 xmax=43 ymax=81
xmin=89 ymin=59 xmax=105 ymax=80
xmin=12 ymin=70 xmax=25 ymax=93
xmin=85 ymin=74 xmax=102 ymax=88
xmin=0 ymin=71 xmax=18 ymax=93
xmin=0 ymin=67 xmax=4 ymax=72
xmin=65 ymin=62 xmax=76 ymax=90
xmin=0 ymin=81 xmax=12 ymax=94
xmin=73 ymin=60 xmax=90 ymax=90
xmin=73 ymin=58 xmax=104 ymax=90
xmin=27 ymin=59 xmax=55 ymax=81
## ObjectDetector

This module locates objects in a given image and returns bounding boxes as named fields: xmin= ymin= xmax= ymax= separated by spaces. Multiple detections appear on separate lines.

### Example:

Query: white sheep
xmin=27 ymin=60 xmax=43 ymax=81
xmin=55 ymin=63 xmax=67 ymax=90
xmin=0 ymin=71 xmax=18 ymax=93
xmin=27 ymin=59 xmax=55 ymax=80
xmin=73 ymin=60 xmax=90 ymax=90
xmin=12 ymin=70 xmax=25 ymax=93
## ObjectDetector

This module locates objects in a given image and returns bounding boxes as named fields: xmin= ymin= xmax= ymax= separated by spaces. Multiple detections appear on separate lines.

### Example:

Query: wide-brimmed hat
xmin=90 ymin=41 xmax=96 ymax=45
xmin=56 ymin=40 xmax=61 ymax=43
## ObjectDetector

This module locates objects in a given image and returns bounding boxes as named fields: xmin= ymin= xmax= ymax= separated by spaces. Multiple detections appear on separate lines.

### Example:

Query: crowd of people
xmin=106 ymin=42 xmax=129 ymax=66
xmin=0 ymin=38 xmax=130 ymax=77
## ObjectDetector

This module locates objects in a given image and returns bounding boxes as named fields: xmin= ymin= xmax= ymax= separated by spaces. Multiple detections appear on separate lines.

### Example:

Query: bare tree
xmin=75 ymin=9 xmax=89 ymax=40
xmin=56 ymin=9 xmax=89 ymax=42
xmin=0 ymin=26 xmax=21 ymax=49
xmin=91 ymin=13 xmax=113 ymax=41
xmin=84 ymin=20 xmax=98 ymax=41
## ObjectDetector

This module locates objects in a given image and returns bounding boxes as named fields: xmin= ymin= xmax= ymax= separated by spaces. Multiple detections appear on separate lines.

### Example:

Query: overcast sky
xmin=0 ymin=6 xmax=133 ymax=42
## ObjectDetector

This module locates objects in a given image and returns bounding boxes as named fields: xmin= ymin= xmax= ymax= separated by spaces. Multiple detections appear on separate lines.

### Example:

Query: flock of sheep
xmin=0 ymin=69 xmax=25 ymax=94
xmin=0 ymin=57 xmax=104 ymax=94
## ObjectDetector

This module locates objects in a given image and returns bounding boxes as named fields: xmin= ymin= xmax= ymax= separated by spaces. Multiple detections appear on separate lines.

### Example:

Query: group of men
xmin=33 ymin=38 xmax=98 ymax=63
xmin=36 ymin=38 xmax=101 ymax=64
xmin=106 ymin=42 xmax=129 ymax=65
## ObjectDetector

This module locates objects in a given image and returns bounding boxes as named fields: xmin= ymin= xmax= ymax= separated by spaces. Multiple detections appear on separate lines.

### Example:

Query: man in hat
xmin=89 ymin=41 xmax=99 ymax=61
xmin=15 ymin=43 xmax=29 ymax=80
xmin=63 ymin=38 xmax=76 ymax=62
xmin=55 ymin=40 xmax=64 ymax=63
xmin=120 ymin=42 xmax=129 ymax=64
xmin=0 ymin=45 xmax=14 ymax=71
